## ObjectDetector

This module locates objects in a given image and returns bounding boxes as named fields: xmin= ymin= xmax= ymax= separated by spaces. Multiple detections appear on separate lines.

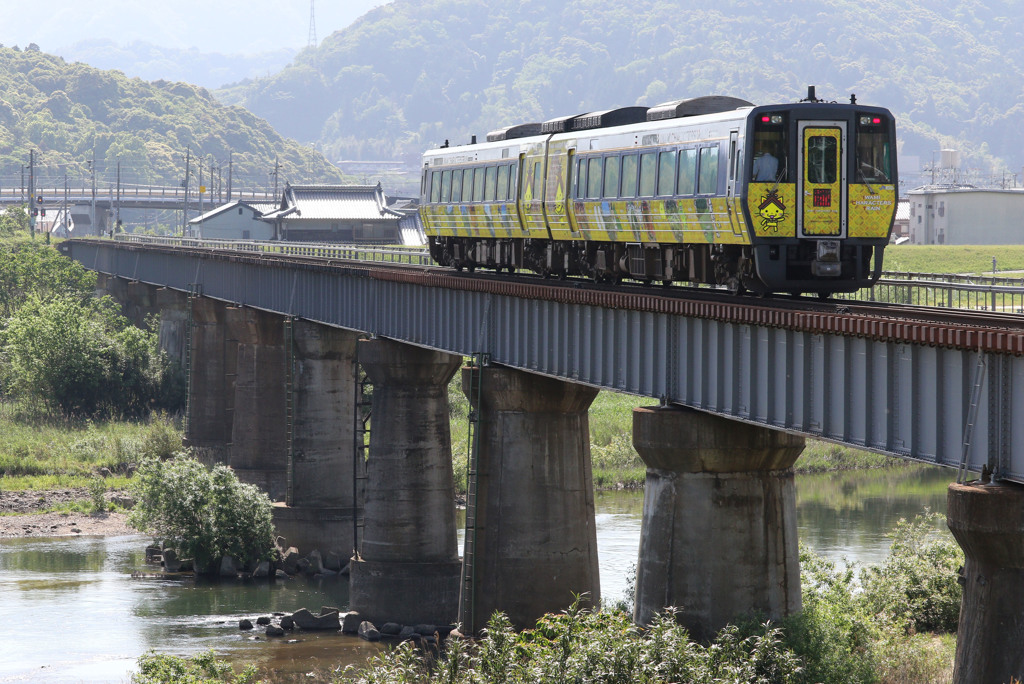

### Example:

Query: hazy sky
xmin=0 ymin=0 xmax=389 ymax=55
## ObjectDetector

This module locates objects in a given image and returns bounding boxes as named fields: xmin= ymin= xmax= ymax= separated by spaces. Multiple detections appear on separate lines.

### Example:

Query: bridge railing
xmin=838 ymin=274 xmax=1024 ymax=313
xmin=99 ymin=235 xmax=1024 ymax=312
xmin=113 ymin=234 xmax=433 ymax=265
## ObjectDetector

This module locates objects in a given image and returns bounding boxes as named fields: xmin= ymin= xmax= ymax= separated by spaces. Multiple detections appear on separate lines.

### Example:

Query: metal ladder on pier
xmin=459 ymin=352 xmax=488 ymax=634
xmin=351 ymin=362 xmax=372 ymax=557
xmin=957 ymin=347 xmax=988 ymax=484
xmin=284 ymin=318 xmax=296 ymax=505
xmin=182 ymin=283 xmax=202 ymax=437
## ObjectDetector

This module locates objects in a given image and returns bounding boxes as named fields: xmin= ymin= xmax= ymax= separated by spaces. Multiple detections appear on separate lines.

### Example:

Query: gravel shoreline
xmin=0 ymin=489 xmax=136 ymax=538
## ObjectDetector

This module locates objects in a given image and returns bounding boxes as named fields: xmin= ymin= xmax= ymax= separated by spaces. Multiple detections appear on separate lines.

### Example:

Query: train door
xmin=725 ymin=129 xmax=743 ymax=236
xmin=797 ymin=121 xmax=847 ymax=238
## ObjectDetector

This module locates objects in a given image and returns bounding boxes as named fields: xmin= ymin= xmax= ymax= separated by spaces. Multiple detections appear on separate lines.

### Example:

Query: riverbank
xmin=0 ymin=488 xmax=134 ymax=537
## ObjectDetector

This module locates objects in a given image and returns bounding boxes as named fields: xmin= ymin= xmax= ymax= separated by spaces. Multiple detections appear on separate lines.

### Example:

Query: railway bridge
xmin=59 ymin=236 xmax=1024 ymax=683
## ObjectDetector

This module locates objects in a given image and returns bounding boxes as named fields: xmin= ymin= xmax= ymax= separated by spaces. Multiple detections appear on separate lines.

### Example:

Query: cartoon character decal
xmin=757 ymin=189 xmax=786 ymax=233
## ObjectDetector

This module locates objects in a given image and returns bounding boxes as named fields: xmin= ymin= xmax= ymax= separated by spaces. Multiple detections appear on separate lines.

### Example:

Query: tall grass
xmin=0 ymin=402 xmax=183 ymax=486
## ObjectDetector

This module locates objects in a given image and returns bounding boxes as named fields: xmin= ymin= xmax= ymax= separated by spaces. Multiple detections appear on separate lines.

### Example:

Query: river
xmin=0 ymin=465 xmax=954 ymax=683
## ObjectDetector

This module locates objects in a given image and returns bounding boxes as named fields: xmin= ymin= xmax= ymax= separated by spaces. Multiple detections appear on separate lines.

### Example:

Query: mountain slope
xmin=218 ymin=0 xmax=1024 ymax=179
xmin=0 ymin=46 xmax=343 ymax=188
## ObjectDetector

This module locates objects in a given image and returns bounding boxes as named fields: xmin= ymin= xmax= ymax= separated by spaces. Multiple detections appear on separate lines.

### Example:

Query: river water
xmin=0 ymin=465 xmax=954 ymax=683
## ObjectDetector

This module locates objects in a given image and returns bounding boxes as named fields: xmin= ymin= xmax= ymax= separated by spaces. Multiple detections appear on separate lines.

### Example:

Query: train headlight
xmin=760 ymin=115 xmax=784 ymax=124
xmin=859 ymin=116 xmax=882 ymax=125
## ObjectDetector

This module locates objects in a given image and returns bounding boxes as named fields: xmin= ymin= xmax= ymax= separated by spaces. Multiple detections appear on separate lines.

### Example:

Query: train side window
xmin=621 ymin=154 xmax=638 ymax=197
xmin=698 ymin=147 xmax=719 ymax=194
xmin=587 ymin=157 xmax=603 ymax=199
xmin=497 ymin=165 xmax=510 ymax=201
xmin=574 ymin=158 xmax=586 ymax=200
xmin=533 ymin=161 xmax=544 ymax=200
xmin=603 ymin=155 xmax=620 ymax=199
xmin=639 ymin=152 xmax=657 ymax=197
xmin=510 ymin=162 xmax=519 ymax=199
xmin=474 ymin=167 xmax=487 ymax=202
xmin=485 ymin=166 xmax=498 ymax=201
xmin=657 ymin=150 xmax=676 ymax=196
xmin=430 ymin=171 xmax=441 ymax=203
xmin=440 ymin=170 xmax=452 ymax=203
xmin=677 ymin=149 xmax=696 ymax=195
xmin=451 ymin=169 xmax=463 ymax=203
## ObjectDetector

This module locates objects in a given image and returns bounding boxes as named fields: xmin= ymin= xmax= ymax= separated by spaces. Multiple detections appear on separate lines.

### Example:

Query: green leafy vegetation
xmin=127 ymin=454 xmax=277 ymax=575
xmin=0 ymin=45 xmax=344 ymax=187
xmin=132 ymin=650 xmax=258 ymax=684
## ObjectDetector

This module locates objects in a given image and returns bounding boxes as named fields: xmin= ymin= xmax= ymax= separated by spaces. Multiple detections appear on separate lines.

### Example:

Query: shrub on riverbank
xmin=128 ymin=454 xmax=277 ymax=575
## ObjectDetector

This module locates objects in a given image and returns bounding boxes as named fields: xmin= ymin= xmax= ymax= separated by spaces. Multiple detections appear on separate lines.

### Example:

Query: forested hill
xmin=0 ymin=46 xmax=344 ymax=187
xmin=217 ymin=0 xmax=1024 ymax=177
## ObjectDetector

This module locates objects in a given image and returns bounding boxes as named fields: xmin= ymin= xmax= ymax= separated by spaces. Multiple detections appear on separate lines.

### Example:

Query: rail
xmin=101 ymin=235 xmax=1024 ymax=312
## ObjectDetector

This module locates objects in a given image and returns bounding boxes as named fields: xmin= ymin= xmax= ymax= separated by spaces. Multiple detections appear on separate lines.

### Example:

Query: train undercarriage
xmin=428 ymin=236 xmax=879 ymax=296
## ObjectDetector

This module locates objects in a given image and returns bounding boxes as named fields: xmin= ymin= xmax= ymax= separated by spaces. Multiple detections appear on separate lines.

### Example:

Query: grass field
xmin=885 ymin=244 xmax=1024 ymax=276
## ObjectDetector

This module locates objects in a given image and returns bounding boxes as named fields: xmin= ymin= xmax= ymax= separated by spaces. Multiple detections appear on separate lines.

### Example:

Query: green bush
xmin=132 ymin=650 xmax=258 ymax=684
xmin=860 ymin=511 xmax=963 ymax=634
xmin=1 ymin=294 xmax=183 ymax=418
xmin=127 ymin=454 xmax=276 ymax=575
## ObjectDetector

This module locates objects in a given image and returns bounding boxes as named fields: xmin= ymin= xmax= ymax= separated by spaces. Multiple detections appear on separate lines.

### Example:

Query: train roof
xmin=424 ymin=94 xmax=894 ymax=162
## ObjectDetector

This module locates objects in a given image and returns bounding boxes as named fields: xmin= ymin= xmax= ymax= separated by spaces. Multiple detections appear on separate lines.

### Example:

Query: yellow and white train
xmin=419 ymin=88 xmax=897 ymax=295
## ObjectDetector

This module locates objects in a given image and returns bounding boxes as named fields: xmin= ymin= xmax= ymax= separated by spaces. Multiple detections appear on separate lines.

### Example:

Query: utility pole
xmin=227 ymin=152 xmax=233 ymax=201
xmin=308 ymin=0 xmax=317 ymax=48
xmin=28 ymin=150 xmax=35 ymax=239
xmin=115 ymin=159 xmax=121 ymax=234
xmin=271 ymin=156 xmax=281 ymax=198
xmin=197 ymin=155 xmax=204 ymax=221
xmin=183 ymin=148 xmax=191 ymax=236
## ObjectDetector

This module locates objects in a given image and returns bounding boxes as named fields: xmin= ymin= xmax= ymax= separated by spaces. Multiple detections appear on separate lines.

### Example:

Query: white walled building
xmin=906 ymin=187 xmax=1024 ymax=245
xmin=190 ymin=200 xmax=278 ymax=240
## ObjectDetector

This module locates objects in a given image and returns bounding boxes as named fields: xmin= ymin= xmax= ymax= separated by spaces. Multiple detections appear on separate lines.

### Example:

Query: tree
xmin=0 ymin=293 xmax=182 ymax=417
xmin=128 ymin=455 xmax=277 ymax=576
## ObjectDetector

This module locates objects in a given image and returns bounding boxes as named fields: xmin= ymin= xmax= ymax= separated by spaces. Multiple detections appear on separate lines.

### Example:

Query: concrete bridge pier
xmin=184 ymin=296 xmax=232 ymax=465
xmin=272 ymin=322 xmax=364 ymax=555
xmin=224 ymin=306 xmax=288 ymax=502
xmin=947 ymin=482 xmax=1024 ymax=684
xmin=153 ymin=287 xmax=189 ymax=368
xmin=460 ymin=365 xmax=600 ymax=631
xmin=632 ymin=405 xmax=804 ymax=641
xmin=348 ymin=339 xmax=463 ymax=626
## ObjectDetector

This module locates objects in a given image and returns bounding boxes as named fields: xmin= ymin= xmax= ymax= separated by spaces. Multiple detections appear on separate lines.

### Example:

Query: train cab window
xmin=474 ymin=167 xmax=487 ymax=202
xmin=697 ymin=146 xmax=719 ymax=195
xmin=752 ymin=116 xmax=787 ymax=182
xmin=451 ymin=169 xmax=463 ymax=203
xmin=430 ymin=171 xmax=441 ymax=203
xmin=497 ymin=165 xmax=510 ymax=201
xmin=677 ymin=149 xmax=696 ymax=195
xmin=657 ymin=150 xmax=676 ymax=196
xmin=639 ymin=152 xmax=657 ymax=197
xmin=587 ymin=157 xmax=603 ymax=199
xmin=440 ymin=170 xmax=452 ymax=203
xmin=621 ymin=154 xmax=638 ymax=197
xmin=603 ymin=155 xmax=620 ymax=198
xmin=485 ymin=166 xmax=498 ymax=201
xmin=856 ymin=117 xmax=893 ymax=183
